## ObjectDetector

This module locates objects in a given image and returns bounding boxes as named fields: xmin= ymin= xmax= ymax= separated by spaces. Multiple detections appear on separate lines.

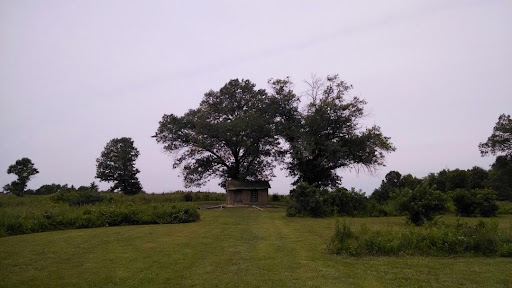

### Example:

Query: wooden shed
xmin=225 ymin=180 xmax=270 ymax=206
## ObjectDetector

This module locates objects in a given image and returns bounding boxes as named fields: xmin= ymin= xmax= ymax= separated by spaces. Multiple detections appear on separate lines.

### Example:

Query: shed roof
xmin=225 ymin=180 xmax=271 ymax=190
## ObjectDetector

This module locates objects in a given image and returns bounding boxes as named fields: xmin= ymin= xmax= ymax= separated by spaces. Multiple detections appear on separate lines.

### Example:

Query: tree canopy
xmin=96 ymin=137 xmax=142 ymax=195
xmin=3 ymin=157 xmax=39 ymax=196
xmin=479 ymin=114 xmax=511 ymax=158
xmin=272 ymin=75 xmax=396 ymax=188
xmin=155 ymin=76 xmax=394 ymax=188
xmin=154 ymin=79 xmax=293 ymax=187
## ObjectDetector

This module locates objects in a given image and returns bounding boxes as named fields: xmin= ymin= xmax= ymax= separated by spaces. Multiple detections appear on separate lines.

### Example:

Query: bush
xmin=286 ymin=183 xmax=330 ymax=217
xmin=327 ymin=219 xmax=512 ymax=257
xmin=50 ymin=186 xmax=104 ymax=206
xmin=329 ymin=188 xmax=368 ymax=216
xmin=34 ymin=184 xmax=64 ymax=195
xmin=475 ymin=189 xmax=499 ymax=217
xmin=401 ymin=185 xmax=448 ymax=226
xmin=183 ymin=192 xmax=194 ymax=202
xmin=453 ymin=189 xmax=479 ymax=216
xmin=287 ymin=183 xmax=387 ymax=217
xmin=453 ymin=189 xmax=499 ymax=217
xmin=0 ymin=201 xmax=200 ymax=237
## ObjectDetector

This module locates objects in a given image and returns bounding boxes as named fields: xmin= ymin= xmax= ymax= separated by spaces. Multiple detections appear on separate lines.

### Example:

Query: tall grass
xmin=327 ymin=219 xmax=512 ymax=257
xmin=0 ymin=194 xmax=201 ymax=237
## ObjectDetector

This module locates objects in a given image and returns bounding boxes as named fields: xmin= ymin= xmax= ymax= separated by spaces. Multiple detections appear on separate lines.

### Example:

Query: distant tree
xmin=487 ymin=156 xmax=512 ymax=200
xmin=89 ymin=181 xmax=99 ymax=192
xmin=35 ymin=183 xmax=63 ymax=195
xmin=3 ymin=158 xmax=39 ymax=196
xmin=467 ymin=166 xmax=488 ymax=190
xmin=371 ymin=171 xmax=401 ymax=203
xmin=445 ymin=169 xmax=468 ymax=191
xmin=453 ymin=189 xmax=498 ymax=217
xmin=479 ymin=114 xmax=512 ymax=200
xmin=399 ymin=174 xmax=422 ymax=190
xmin=271 ymin=75 xmax=395 ymax=188
xmin=96 ymin=137 xmax=142 ymax=195
xmin=479 ymin=114 xmax=511 ymax=158
xmin=154 ymin=79 xmax=296 ymax=187
xmin=401 ymin=185 xmax=448 ymax=226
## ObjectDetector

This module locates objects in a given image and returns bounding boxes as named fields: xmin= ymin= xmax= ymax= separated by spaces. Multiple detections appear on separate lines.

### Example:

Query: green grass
xmin=1 ymin=209 xmax=512 ymax=287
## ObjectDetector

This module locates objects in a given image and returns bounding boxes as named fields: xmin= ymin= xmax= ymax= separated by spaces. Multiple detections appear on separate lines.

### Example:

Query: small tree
xmin=96 ymin=137 xmax=142 ymax=195
xmin=401 ymin=185 xmax=448 ymax=226
xmin=3 ymin=157 xmax=39 ymax=196
xmin=453 ymin=189 xmax=498 ymax=217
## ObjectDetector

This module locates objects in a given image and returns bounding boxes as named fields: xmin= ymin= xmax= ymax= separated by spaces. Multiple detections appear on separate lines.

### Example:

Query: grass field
xmin=1 ymin=208 xmax=511 ymax=287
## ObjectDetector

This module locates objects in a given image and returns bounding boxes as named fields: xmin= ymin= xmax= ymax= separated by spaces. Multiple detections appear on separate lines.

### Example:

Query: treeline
xmin=287 ymin=164 xmax=511 ymax=225
xmin=372 ymin=166 xmax=511 ymax=202
xmin=20 ymin=183 xmax=226 ymax=203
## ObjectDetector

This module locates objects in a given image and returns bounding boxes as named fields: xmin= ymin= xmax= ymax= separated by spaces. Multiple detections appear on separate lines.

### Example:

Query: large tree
xmin=3 ymin=157 xmax=39 ymax=196
xmin=479 ymin=114 xmax=512 ymax=200
xmin=479 ymin=114 xmax=511 ymax=158
xmin=96 ymin=137 xmax=142 ymax=195
xmin=154 ymin=79 xmax=294 ymax=187
xmin=271 ymin=75 xmax=396 ymax=188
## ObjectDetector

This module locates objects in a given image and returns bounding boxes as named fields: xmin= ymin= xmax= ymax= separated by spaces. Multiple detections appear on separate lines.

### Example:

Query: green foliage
xmin=497 ymin=201 xmax=512 ymax=215
xmin=287 ymin=183 xmax=384 ymax=217
xmin=479 ymin=114 xmax=512 ymax=158
xmin=445 ymin=169 xmax=468 ymax=191
xmin=272 ymin=75 xmax=395 ymax=188
xmin=182 ymin=192 xmax=193 ymax=202
xmin=488 ymin=156 xmax=512 ymax=200
xmin=453 ymin=189 xmax=499 ymax=217
xmin=452 ymin=189 xmax=479 ymax=216
xmin=475 ymin=189 xmax=499 ymax=217
xmin=154 ymin=79 xmax=293 ymax=187
xmin=401 ymin=185 xmax=448 ymax=226
xmin=327 ymin=219 xmax=512 ymax=257
xmin=329 ymin=187 xmax=369 ymax=216
xmin=96 ymin=137 xmax=143 ymax=195
xmin=467 ymin=166 xmax=489 ymax=190
xmin=3 ymin=157 xmax=39 ymax=197
xmin=371 ymin=171 xmax=422 ymax=203
xmin=34 ymin=183 xmax=63 ymax=195
xmin=286 ymin=183 xmax=330 ymax=217
xmin=0 ymin=195 xmax=200 ymax=237
xmin=50 ymin=186 xmax=105 ymax=206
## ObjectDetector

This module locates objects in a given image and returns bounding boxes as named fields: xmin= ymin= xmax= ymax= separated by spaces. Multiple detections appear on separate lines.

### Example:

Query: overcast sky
xmin=1 ymin=0 xmax=511 ymax=194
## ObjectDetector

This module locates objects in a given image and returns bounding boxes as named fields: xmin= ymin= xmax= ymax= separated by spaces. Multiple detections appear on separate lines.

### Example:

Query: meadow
xmin=1 ymin=204 xmax=511 ymax=288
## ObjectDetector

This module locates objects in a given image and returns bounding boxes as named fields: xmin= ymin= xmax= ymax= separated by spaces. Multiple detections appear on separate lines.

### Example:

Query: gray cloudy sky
xmin=1 ymin=0 xmax=511 ymax=194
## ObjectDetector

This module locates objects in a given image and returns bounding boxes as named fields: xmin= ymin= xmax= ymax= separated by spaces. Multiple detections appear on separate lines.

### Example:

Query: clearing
xmin=1 ymin=208 xmax=511 ymax=287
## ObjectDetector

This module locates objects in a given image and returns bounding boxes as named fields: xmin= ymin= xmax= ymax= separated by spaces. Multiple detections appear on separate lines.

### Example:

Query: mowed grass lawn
xmin=1 ymin=208 xmax=511 ymax=288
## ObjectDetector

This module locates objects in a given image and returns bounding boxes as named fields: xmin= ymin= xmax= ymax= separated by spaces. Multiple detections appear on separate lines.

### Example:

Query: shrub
xmin=327 ymin=219 xmax=512 ymax=257
xmin=287 ymin=183 xmax=385 ymax=217
xmin=401 ymin=185 xmax=448 ymax=226
xmin=34 ymin=184 xmax=63 ymax=195
xmin=453 ymin=189 xmax=499 ymax=217
xmin=329 ymin=188 xmax=368 ymax=216
xmin=0 ymin=201 xmax=200 ymax=237
xmin=475 ymin=189 xmax=499 ymax=217
xmin=50 ymin=186 xmax=103 ymax=206
xmin=286 ymin=183 xmax=330 ymax=217
xmin=453 ymin=189 xmax=479 ymax=216
xmin=183 ymin=192 xmax=194 ymax=202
